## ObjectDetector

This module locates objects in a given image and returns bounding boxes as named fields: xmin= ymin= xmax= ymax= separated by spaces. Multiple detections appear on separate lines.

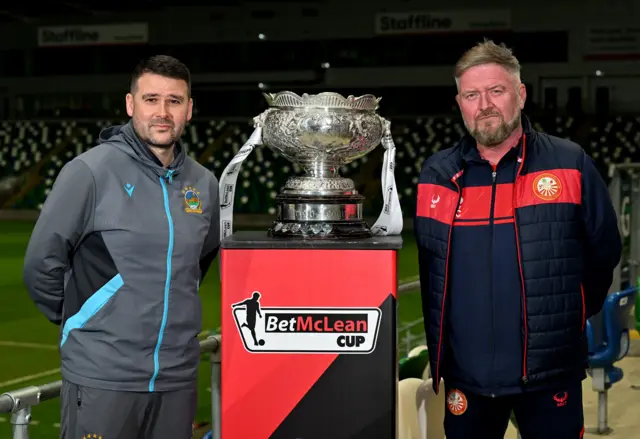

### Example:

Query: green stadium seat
xmin=399 ymin=348 xmax=429 ymax=381
xmin=0 ymin=114 xmax=631 ymax=217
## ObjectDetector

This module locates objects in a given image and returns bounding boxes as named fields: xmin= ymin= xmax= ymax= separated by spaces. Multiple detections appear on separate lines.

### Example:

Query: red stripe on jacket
xmin=417 ymin=168 xmax=582 ymax=225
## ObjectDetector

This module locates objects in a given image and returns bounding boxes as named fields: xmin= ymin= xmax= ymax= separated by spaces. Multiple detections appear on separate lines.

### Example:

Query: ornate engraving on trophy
xmin=254 ymin=91 xmax=387 ymax=239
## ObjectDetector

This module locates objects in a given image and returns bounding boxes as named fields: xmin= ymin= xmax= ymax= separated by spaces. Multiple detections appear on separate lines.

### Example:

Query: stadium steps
xmin=1 ymin=129 xmax=76 ymax=209
xmin=0 ymin=174 xmax=27 ymax=207
xmin=355 ymin=148 xmax=384 ymax=215
xmin=197 ymin=124 xmax=235 ymax=167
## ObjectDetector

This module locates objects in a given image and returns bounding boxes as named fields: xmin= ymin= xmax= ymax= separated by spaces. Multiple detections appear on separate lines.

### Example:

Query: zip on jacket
xmin=433 ymin=137 xmax=529 ymax=393
xmin=445 ymin=142 xmax=525 ymax=396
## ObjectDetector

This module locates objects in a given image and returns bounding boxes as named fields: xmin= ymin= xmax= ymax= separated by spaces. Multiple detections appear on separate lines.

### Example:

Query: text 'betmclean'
xmin=265 ymin=313 xmax=368 ymax=333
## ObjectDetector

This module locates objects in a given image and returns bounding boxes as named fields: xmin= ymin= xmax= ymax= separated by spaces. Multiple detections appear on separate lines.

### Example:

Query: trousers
xmin=60 ymin=380 xmax=197 ymax=439
xmin=443 ymin=379 xmax=585 ymax=439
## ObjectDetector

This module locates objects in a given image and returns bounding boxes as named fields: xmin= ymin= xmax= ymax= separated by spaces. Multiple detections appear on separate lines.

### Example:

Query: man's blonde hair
xmin=454 ymin=40 xmax=521 ymax=88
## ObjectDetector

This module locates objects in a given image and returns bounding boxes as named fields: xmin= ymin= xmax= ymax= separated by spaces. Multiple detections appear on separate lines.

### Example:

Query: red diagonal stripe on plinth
xmin=221 ymin=345 xmax=337 ymax=439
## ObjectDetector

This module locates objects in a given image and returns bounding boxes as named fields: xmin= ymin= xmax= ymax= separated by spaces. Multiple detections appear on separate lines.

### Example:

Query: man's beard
xmin=466 ymin=111 xmax=521 ymax=147
xmin=145 ymin=134 xmax=175 ymax=149
xmin=133 ymin=118 xmax=181 ymax=149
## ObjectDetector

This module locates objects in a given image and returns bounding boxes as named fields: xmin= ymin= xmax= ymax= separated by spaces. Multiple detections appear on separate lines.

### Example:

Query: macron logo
xmin=124 ymin=183 xmax=135 ymax=198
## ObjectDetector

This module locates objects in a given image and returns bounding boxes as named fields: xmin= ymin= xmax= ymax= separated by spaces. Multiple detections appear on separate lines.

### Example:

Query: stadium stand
xmin=1 ymin=112 xmax=621 ymax=217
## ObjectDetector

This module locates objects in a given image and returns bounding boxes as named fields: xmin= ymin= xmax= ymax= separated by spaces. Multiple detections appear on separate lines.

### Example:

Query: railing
xmin=0 ymin=280 xmax=424 ymax=439
xmin=398 ymin=280 xmax=420 ymax=294
xmin=396 ymin=280 xmax=424 ymax=356
xmin=0 ymin=335 xmax=221 ymax=439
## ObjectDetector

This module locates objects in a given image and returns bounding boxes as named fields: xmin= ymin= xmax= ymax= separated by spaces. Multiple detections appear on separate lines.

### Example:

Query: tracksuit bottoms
xmin=60 ymin=380 xmax=197 ymax=439
xmin=443 ymin=379 xmax=585 ymax=439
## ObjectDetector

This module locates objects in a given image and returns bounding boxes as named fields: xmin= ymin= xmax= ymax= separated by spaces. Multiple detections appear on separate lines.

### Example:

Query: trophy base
xmin=268 ymin=193 xmax=372 ymax=239
xmin=282 ymin=176 xmax=357 ymax=196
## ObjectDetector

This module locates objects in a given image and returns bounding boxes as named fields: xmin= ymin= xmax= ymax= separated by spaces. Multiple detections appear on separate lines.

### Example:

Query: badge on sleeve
xmin=447 ymin=388 xmax=468 ymax=415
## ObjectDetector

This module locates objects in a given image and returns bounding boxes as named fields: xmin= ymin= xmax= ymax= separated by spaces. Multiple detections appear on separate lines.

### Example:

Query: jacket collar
xmin=121 ymin=121 xmax=186 ymax=173
xmin=427 ymin=112 xmax=533 ymax=183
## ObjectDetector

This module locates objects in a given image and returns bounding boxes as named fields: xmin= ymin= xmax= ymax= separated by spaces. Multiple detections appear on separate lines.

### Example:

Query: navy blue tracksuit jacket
xmin=415 ymin=115 xmax=622 ymax=397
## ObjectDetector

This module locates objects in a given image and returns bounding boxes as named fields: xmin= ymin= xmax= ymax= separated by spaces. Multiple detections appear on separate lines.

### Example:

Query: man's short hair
xmin=454 ymin=40 xmax=521 ymax=87
xmin=130 ymin=55 xmax=192 ymax=97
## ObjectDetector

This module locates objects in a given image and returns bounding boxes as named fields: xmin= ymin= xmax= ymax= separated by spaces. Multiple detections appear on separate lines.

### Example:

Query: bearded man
xmin=414 ymin=40 xmax=621 ymax=439
xmin=23 ymin=55 xmax=220 ymax=439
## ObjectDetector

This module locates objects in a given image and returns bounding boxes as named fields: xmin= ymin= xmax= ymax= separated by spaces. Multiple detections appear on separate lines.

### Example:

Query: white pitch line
xmin=0 ymin=341 xmax=57 ymax=350
xmin=0 ymin=368 xmax=60 ymax=389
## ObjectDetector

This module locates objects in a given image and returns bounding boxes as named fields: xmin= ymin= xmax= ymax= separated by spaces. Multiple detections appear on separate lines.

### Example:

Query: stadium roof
xmin=0 ymin=0 xmax=315 ymax=23
xmin=0 ymin=1 xmax=149 ymax=23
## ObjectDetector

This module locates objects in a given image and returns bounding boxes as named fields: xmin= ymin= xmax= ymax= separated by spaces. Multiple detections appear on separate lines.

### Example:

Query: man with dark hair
xmin=23 ymin=55 xmax=220 ymax=439
xmin=130 ymin=54 xmax=192 ymax=97
xmin=415 ymin=41 xmax=621 ymax=439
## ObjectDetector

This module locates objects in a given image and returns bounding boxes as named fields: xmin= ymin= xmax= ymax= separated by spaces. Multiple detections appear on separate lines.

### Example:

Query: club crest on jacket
xmin=183 ymin=186 xmax=202 ymax=214
xmin=533 ymin=173 xmax=562 ymax=201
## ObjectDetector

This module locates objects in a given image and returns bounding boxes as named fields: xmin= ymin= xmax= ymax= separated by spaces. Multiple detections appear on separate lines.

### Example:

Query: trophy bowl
xmin=258 ymin=91 xmax=386 ymax=239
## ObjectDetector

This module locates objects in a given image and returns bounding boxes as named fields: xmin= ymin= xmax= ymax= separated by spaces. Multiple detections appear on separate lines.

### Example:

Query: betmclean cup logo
xmin=231 ymin=291 xmax=381 ymax=354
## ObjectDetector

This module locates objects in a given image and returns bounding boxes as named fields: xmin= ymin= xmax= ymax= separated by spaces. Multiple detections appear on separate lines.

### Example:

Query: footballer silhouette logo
xmin=231 ymin=291 xmax=266 ymax=346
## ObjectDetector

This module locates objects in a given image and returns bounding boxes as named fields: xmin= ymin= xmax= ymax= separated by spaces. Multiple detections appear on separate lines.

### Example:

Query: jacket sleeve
xmin=199 ymin=173 xmax=221 ymax=282
xmin=417 ymin=244 xmax=431 ymax=338
xmin=581 ymin=153 xmax=622 ymax=319
xmin=23 ymin=158 xmax=96 ymax=325
xmin=415 ymin=160 xmax=434 ymax=346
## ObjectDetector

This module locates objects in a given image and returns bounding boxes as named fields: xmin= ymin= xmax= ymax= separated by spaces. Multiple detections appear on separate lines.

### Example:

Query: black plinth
xmin=221 ymin=230 xmax=403 ymax=250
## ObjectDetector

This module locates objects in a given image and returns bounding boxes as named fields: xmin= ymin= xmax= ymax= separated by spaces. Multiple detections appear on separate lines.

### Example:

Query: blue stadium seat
xmin=585 ymin=287 xmax=637 ymax=435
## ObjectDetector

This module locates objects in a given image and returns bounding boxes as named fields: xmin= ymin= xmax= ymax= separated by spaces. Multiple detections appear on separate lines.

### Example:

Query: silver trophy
xmin=258 ymin=91 xmax=386 ymax=239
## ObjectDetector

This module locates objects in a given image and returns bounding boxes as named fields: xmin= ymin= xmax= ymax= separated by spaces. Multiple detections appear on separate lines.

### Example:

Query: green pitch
xmin=0 ymin=220 xmax=422 ymax=437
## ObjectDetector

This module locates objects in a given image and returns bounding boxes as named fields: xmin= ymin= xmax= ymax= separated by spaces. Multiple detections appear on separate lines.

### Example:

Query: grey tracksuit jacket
xmin=23 ymin=121 xmax=220 ymax=392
